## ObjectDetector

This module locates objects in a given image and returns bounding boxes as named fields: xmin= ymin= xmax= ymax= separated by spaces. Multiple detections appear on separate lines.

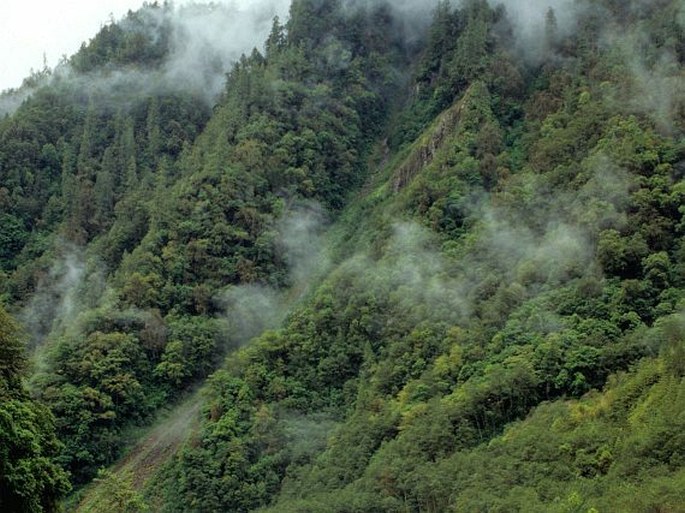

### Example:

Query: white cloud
xmin=0 ymin=0 xmax=280 ymax=93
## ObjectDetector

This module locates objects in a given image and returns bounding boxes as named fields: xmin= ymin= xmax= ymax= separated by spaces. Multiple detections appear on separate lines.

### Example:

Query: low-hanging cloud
xmin=490 ymin=0 xmax=580 ymax=64
xmin=220 ymin=284 xmax=285 ymax=346
xmin=1 ymin=0 xmax=476 ymax=116
xmin=161 ymin=0 xmax=291 ymax=100
xmin=328 ymin=221 xmax=474 ymax=329
xmin=609 ymin=32 xmax=684 ymax=133
xmin=2 ymin=0 xmax=292 ymax=115
xmin=20 ymin=243 xmax=86 ymax=349
xmin=0 ymin=87 xmax=38 ymax=118
xmin=337 ymin=147 xmax=637 ymax=336
xmin=345 ymin=0 xmax=442 ymax=46
xmin=277 ymin=201 xmax=330 ymax=292
xmin=218 ymin=200 xmax=330 ymax=347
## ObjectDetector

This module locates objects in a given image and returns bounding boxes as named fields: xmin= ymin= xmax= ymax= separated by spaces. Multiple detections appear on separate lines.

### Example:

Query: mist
xmin=327 ymin=221 xmax=473 ymax=331
xmin=20 ymin=244 xmax=86 ymax=349
xmin=0 ymin=87 xmax=37 ymax=118
xmin=381 ymin=222 xmax=472 ymax=322
xmin=325 ymin=144 xmax=638 ymax=346
xmin=219 ymin=284 xmax=284 ymax=346
xmin=218 ymin=201 xmax=330 ymax=347
xmin=608 ymin=31 xmax=684 ymax=133
xmin=1 ymin=0 xmax=291 ymax=115
xmin=80 ymin=0 xmax=290 ymax=104
xmin=345 ymin=0 xmax=442 ymax=45
xmin=277 ymin=201 xmax=331 ymax=293
xmin=487 ymin=0 xmax=580 ymax=65
xmin=160 ymin=0 xmax=290 ymax=101
xmin=472 ymin=149 xmax=636 ymax=288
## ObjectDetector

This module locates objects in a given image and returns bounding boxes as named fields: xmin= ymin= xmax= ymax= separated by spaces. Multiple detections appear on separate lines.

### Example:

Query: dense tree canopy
xmin=0 ymin=306 xmax=70 ymax=512
xmin=0 ymin=0 xmax=683 ymax=511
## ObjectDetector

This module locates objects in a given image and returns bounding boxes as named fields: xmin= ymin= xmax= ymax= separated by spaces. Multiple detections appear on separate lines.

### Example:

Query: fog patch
xmin=1 ymin=0 xmax=292 ymax=115
xmin=219 ymin=284 xmax=284 ymax=346
xmin=20 ymin=244 xmax=86 ymax=349
xmin=218 ymin=201 xmax=331 ymax=347
xmin=281 ymin=411 xmax=339 ymax=462
xmin=0 ymin=88 xmax=35 ymax=118
xmin=277 ymin=201 xmax=330 ymax=293
xmin=491 ymin=0 xmax=580 ymax=65
xmin=344 ymin=0 xmax=442 ymax=45
xmin=161 ymin=0 xmax=290 ymax=102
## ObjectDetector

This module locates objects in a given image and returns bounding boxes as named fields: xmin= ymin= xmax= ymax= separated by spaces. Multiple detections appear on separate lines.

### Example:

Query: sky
xmin=0 ymin=0 xmax=257 ymax=93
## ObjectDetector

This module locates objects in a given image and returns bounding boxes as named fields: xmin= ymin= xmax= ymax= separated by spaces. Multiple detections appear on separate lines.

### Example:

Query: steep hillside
xmin=70 ymin=391 xmax=201 ymax=513
xmin=150 ymin=1 xmax=685 ymax=511
xmin=0 ymin=0 xmax=683 ymax=512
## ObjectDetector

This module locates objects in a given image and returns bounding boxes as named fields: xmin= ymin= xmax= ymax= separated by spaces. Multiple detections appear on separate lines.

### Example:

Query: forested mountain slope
xmin=0 ymin=0 xmax=683 ymax=512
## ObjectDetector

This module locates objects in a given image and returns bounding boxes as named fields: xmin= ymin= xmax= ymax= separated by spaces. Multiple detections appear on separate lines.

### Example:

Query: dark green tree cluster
xmin=70 ymin=2 xmax=172 ymax=73
xmin=0 ymin=306 xmax=70 ymax=512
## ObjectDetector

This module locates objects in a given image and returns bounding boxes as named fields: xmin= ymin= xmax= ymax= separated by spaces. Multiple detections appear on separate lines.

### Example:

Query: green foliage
xmin=0 ymin=0 xmax=683 ymax=511
xmin=0 ymin=306 xmax=27 ymax=395
xmin=41 ymin=328 xmax=150 ymax=482
xmin=0 ymin=213 xmax=29 ymax=270
xmin=154 ymin=315 xmax=221 ymax=387
xmin=93 ymin=469 xmax=149 ymax=513
xmin=157 ymin=372 xmax=290 ymax=513
xmin=152 ymin=1 xmax=685 ymax=511
xmin=71 ymin=3 xmax=172 ymax=73
xmin=0 ymin=306 xmax=71 ymax=512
